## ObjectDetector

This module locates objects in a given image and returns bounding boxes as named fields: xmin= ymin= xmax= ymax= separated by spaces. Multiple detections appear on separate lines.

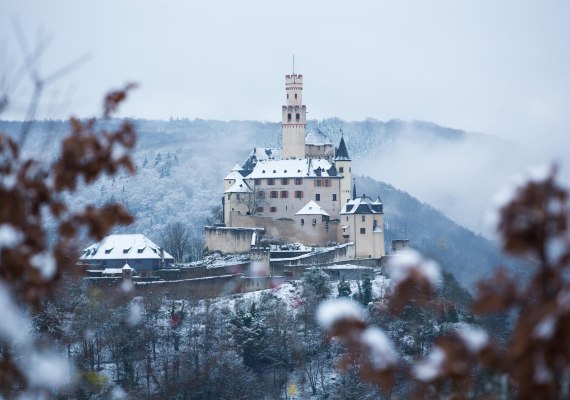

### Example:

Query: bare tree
xmin=161 ymin=222 xmax=191 ymax=263
xmin=237 ymin=182 xmax=268 ymax=216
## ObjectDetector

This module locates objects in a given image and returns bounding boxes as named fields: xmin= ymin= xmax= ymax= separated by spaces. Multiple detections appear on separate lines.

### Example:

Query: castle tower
xmin=281 ymin=73 xmax=306 ymax=159
xmin=335 ymin=134 xmax=352 ymax=205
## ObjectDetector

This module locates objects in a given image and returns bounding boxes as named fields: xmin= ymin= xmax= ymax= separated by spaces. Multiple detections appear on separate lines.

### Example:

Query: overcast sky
xmin=1 ymin=0 xmax=569 ymax=149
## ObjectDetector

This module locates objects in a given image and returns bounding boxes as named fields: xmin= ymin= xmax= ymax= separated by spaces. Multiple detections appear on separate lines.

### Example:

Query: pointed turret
xmin=334 ymin=136 xmax=351 ymax=161
xmin=353 ymin=181 xmax=357 ymax=200
xmin=334 ymin=132 xmax=353 ymax=205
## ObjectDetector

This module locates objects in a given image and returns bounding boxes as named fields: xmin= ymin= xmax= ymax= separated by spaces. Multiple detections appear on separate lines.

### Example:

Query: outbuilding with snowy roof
xmin=79 ymin=234 xmax=174 ymax=274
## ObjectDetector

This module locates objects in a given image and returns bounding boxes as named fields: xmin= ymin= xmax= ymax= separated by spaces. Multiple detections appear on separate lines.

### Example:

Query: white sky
xmin=1 ymin=0 xmax=569 ymax=148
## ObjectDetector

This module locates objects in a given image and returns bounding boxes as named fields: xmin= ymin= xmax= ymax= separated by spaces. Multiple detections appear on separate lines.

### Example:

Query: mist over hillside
xmin=0 ymin=118 xmax=530 ymax=289
xmin=2 ymin=117 xmax=532 ymax=235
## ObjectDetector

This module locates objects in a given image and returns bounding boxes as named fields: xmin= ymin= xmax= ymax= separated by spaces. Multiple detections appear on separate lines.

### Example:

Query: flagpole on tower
xmin=292 ymin=54 xmax=295 ymax=74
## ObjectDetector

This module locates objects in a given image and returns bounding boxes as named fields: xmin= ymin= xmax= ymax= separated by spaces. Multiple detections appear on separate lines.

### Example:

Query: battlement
xmin=285 ymin=74 xmax=303 ymax=80
xmin=282 ymin=105 xmax=307 ymax=110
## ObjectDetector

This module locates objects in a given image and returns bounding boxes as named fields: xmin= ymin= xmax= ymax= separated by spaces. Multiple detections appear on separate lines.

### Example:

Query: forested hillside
xmin=0 ymin=118 xmax=527 ymax=289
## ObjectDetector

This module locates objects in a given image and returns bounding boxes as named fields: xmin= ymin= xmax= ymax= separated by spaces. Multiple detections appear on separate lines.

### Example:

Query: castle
xmin=206 ymin=71 xmax=385 ymax=260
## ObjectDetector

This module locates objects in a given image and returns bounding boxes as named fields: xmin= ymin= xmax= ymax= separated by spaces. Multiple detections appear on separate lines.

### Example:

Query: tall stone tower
xmin=335 ymin=135 xmax=352 ymax=205
xmin=281 ymin=74 xmax=306 ymax=159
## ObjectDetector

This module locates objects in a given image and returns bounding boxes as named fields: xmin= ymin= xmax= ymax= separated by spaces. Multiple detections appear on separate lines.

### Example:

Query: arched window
xmin=287 ymin=113 xmax=291 ymax=121
xmin=296 ymin=113 xmax=300 ymax=121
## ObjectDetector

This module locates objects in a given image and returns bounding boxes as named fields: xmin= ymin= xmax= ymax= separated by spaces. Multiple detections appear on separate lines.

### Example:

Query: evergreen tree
xmin=230 ymin=301 xmax=269 ymax=370
xmin=361 ymin=278 xmax=373 ymax=305
xmin=338 ymin=277 xmax=352 ymax=298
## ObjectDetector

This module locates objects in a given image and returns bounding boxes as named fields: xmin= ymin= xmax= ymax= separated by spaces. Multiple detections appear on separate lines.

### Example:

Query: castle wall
xmin=229 ymin=212 xmax=339 ymax=246
xmin=269 ymin=243 xmax=356 ymax=278
xmin=135 ymin=275 xmax=244 ymax=299
xmin=86 ymin=274 xmax=286 ymax=301
xmin=204 ymin=227 xmax=264 ymax=254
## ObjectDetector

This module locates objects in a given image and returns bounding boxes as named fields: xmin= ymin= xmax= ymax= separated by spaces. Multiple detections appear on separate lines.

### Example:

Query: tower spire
xmin=353 ymin=178 xmax=357 ymax=200
xmin=292 ymin=54 xmax=295 ymax=74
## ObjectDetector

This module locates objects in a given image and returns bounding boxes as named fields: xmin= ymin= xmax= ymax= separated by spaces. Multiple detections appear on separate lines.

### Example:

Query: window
xmin=295 ymin=93 xmax=297 ymax=99
xmin=227 ymin=194 xmax=230 ymax=200
xmin=294 ymin=178 xmax=302 ymax=185
xmin=360 ymin=228 xmax=366 ymax=234
xmin=281 ymin=178 xmax=289 ymax=185
xmin=270 ymin=207 xmax=277 ymax=213
xmin=296 ymin=113 xmax=300 ymax=121
xmin=270 ymin=191 xmax=278 ymax=198
xmin=267 ymin=178 xmax=275 ymax=185
xmin=339 ymin=167 xmax=344 ymax=173
xmin=315 ymin=194 xmax=320 ymax=201
xmin=254 ymin=179 xmax=261 ymax=185
xmin=294 ymin=191 xmax=303 ymax=199
xmin=257 ymin=207 xmax=264 ymax=213
xmin=257 ymin=191 xmax=265 ymax=198
xmin=362 ymin=215 xmax=365 ymax=222
xmin=332 ymin=194 xmax=337 ymax=201
xmin=313 ymin=179 xmax=331 ymax=187
xmin=280 ymin=191 xmax=289 ymax=198
xmin=287 ymin=113 xmax=291 ymax=121
xmin=287 ymin=94 xmax=289 ymax=99
xmin=300 ymin=218 xmax=304 ymax=225
xmin=236 ymin=194 xmax=240 ymax=200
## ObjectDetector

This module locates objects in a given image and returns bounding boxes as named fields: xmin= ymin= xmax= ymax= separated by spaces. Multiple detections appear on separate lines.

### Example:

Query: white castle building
xmin=207 ymin=72 xmax=385 ymax=260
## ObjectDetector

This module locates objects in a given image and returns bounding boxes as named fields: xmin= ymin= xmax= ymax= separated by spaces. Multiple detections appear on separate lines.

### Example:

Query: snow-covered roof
xmin=242 ymin=147 xmax=282 ymax=171
xmin=231 ymin=163 xmax=243 ymax=171
xmin=305 ymin=128 xmax=333 ymax=145
xmin=296 ymin=200 xmax=330 ymax=216
xmin=246 ymin=158 xmax=338 ymax=179
xmin=224 ymin=169 xmax=244 ymax=180
xmin=102 ymin=268 xmax=124 ymax=275
xmin=341 ymin=195 xmax=384 ymax=214
xmin=79 ymin=234 xmax=174 ymax=261
xmin=122 ymin=262 xmax=132 ymax=270
xmin=224 ymin=177 xmax=252 ymax=193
